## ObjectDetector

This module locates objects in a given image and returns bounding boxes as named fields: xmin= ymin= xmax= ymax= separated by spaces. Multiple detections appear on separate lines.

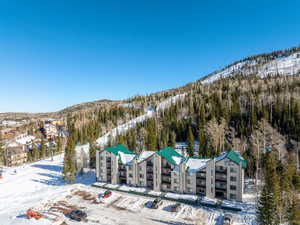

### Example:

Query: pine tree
xmin=56 ymin=137 xmax=62 ymax=153
xmin=40 ymin=139 xmax=46 ymax=159
xmin=63 ymin=135 xmax=76 ymax=183
xmin=289 ymin=192 xmax=300 ymax=225
xmin=187 ymin=126 xmax=194 ymax=156
xmin=33 ymin=145 xmax=40 ymax=161
xmin=89 ymin=142 xmax=96 ymax=168
xmin=198 ymin=126 xmax=205 ymax=156
xmin=257 ymin=185 xmax=278 ymax=225
xmin=168 ymin=131 xmax=176 ymax=148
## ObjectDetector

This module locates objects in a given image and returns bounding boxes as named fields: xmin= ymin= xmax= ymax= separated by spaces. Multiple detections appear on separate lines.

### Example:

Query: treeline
xmin=109 ymin=76 xmax=300 ymax=174
xmin=257 ymin=152 xmax=300 ymax=225
xmin=26 ymin=137 xmax=63 ymax=162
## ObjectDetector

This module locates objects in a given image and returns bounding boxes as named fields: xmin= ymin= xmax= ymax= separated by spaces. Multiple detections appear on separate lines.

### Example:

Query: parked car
xmin=150 ymin=198 xmax=163 ymax=209
xmin=100 ymin=190 xmax=112 ymax=199
xmin=170 ymin=203 xmax=181 ymax=212
xmin=68 ymin=210 xmax=87 ymax=222
xmin=223 ymin=214 xmax=233 ymax=225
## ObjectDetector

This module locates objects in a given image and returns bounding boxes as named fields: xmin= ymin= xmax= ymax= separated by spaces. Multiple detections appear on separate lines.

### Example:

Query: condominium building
xmin=96 ymin=144 xmax=246 ymax=201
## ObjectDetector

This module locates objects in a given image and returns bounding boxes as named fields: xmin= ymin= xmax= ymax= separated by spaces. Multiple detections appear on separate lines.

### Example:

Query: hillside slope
xmin=201 ymin=46 xmax=300 ymax=83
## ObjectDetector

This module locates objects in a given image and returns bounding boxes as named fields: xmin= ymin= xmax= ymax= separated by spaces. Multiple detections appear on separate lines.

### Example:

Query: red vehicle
xmin=27 ymin=210 xmax=43 ymax=220
xmin=102 ymin=190 xmax=112 ymax=199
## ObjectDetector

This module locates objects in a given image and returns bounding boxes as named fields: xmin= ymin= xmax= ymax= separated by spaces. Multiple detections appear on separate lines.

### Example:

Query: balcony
xmin=162 ymin=173 xmax=171 ymax=177
xmin=147 ymin=168 xmax=153 ymax=173
xmin=147 ymin=175 xmax=153 ymax=181
xmin=196 ymin=181 xmax=206 ymax=187
xmin=119 ymin=167 xmax=126 ymax=172
xmin=162 ymin=179 xmax=171 ymax=184
xmin=196 ymin=188 xmax=205 ymax=194
xmin=162 ymin=168 xmax=171 ymax=174
xmin=147 ymin=162 xmax=153 ymax=167
xmin=215 ymin=183 xmax=227 ymax=191
xmin=119 ymin=171 xmax=126 ymax=177
xmin=215 ymin=167 xmax=227 ymax=174
xmin=196 ymin=172 xmax=206 ymax=178
xmin=215 ymin=175 xmax=227 ymax=182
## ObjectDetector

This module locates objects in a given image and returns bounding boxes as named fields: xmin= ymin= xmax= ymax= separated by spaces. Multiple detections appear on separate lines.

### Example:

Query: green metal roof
xmin=157 ymin=147 xmax=186 ymax=166
xmin=104 ymin=144 xmax=134 ymax=156
xmin=225 ymin=150 xmax=247 ymax=169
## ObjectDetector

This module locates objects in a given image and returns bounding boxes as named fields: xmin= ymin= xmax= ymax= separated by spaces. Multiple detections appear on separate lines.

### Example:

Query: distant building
xmin=43 ymin=124 xmax=58 ymax=139
xmin=6 ymin=134 xmax=36 ymax=148
xmin=5 ymin=146 xmax=27 ymax=167
xmin=96 ymin=144 xmax=246 ymax=202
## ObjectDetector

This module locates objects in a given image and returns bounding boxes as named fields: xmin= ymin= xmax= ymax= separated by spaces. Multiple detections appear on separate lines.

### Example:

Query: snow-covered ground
xmin=0 ymin=154 xmax=96 ymax=225
xmin=201 ymin=51 xmax=300 ymax=84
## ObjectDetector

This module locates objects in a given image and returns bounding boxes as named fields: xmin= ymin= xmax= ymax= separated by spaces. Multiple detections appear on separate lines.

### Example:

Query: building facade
xmin=5 ymin=146 xmax=27 ymax=167
xmin=96 ymin=145 xmax=246 ymax=201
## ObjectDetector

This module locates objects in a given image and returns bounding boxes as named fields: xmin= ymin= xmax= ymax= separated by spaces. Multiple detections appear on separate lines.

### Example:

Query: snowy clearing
xmin=0 ymin=154 xmax=95 ymax=225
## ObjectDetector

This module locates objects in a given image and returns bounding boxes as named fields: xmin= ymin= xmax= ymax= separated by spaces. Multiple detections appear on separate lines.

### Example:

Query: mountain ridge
xmin=2 ymin=45 xmax=300 ymax=120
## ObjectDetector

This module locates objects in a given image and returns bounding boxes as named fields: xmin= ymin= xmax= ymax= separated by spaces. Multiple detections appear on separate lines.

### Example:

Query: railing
xmin=215 ymin=175 xmax=227 ymax=181
xmin=215 ymin=184 xmax=227 ymax=190
xmin=162 ymin=173 xmax=171 ymax=177
xmin=215 ymin=168 xmax=227 ymax=174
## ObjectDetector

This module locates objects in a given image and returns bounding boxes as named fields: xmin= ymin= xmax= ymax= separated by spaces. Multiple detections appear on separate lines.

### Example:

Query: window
xmin=230 ymin=176 xmax=237 ymax=182
xmin=128 ymin=166 xmax=132 ymax=171
xmin=230 ymin=167 xmax=237 ymax=173
xmin=188 ymin=188 xmax=193 ymax=193
xmin=129 ymin=173 xmax=133 ymax=178
xmin=140 ymin=174 xmax=144 ymax=179
xmin=187 ymin=179 xmax=191 ymax=184
xmin=230 ymin=185 xmax=237 ymax=191
xmin=173 ymin=179 xmax=177 ymax=184
xmin=100 ymin=156 xmax=103 ymax=160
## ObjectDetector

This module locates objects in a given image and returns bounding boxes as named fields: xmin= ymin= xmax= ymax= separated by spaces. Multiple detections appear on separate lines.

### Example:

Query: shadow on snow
xmin=31 ymin=164 xmax=62 ymax=172
xmin=31 ymin=171 xmax=96 ymax=186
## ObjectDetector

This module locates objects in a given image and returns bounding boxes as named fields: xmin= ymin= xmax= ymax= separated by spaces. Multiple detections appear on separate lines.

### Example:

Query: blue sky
xmin=0 ymin=0 xmax=300 ymax=113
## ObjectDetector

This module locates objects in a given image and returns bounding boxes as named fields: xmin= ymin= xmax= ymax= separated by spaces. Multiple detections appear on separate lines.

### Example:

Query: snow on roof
xmin=215 ymin=152 xmax=227 ymax=161
xmin=157 ymin=147 xmax=185 ymax=166
xmin=215 ymin=150 xmax=247 ymax=169
xmin=118 ymin=151 xmax=136 ymax=166
xmin=186 ymin=158 xmax=210 ymax=173
xmin=14 ymin=135 xmax=36 ymax=145
xmin=137 ymin=151 xmax=155 ymax=163
xmin=172 ymin=156 xmax=185 ymax=165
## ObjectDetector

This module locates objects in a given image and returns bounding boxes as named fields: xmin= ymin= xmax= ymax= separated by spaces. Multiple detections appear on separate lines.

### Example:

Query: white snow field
xmin=201 ymin=51 xmax=300 ymax=84
xmin=0 ymin=154 xmax=96 ymax=225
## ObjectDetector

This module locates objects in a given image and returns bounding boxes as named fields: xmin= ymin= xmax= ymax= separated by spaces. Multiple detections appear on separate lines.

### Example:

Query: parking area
xmin=28 ymin=185 xmax=227 ymax=225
